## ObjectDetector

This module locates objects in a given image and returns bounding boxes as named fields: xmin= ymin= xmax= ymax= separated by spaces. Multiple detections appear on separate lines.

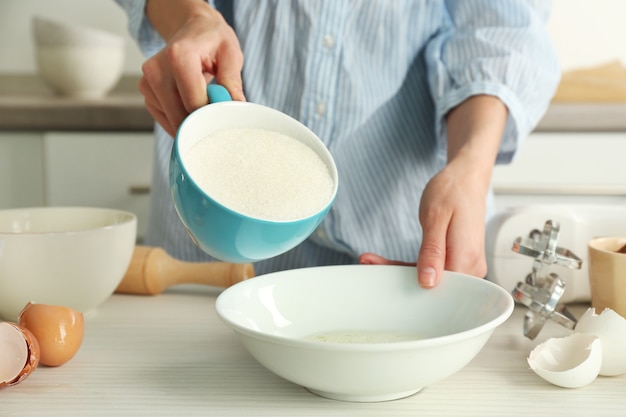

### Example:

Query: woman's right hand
xmin=139 ymin=0 xmax=245 ymax=137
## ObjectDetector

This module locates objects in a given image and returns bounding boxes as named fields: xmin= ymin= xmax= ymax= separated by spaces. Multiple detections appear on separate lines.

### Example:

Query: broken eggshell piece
xmin=575 ymin=307 xmax=626 ymax=376
xmin=527 ymin=333 xmax=601 ymax=388
xmin=0 ymin=322 xmax=40 ymax=388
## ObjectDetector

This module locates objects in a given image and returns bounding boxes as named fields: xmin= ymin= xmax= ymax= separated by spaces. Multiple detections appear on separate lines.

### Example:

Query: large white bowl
xmin=0 ymin=207 xmax=136 ymax=321
xmin=216 ymin=265 xmax=514 ymax=402
xmin=32 ymin=17 xmax=125 ymax=99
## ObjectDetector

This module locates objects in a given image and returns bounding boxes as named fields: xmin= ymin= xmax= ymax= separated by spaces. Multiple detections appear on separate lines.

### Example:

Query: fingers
xmin=170 ymin=43 xmax=213 ymax=112
xmin=144 ymin=99 xmax=175 ymax=137
xmin=140 ymin=54 xmax=191 ymax=137
xmin=139 ymin=45 xmax=244 ymax=137
xmin=417 ymin=202 xmax=488 ymax=292
xmin=138 ymin=11 xmax=245 ymax=137
xmin=417 ymin=200 xmax=489 ymax=288
xmin=138 ymin=72 xmax=174 ymax=137
xmin=358 ymin=253 xmax=413 ymax=266
xmin=444 ymin=210 xmax=488 ymax=279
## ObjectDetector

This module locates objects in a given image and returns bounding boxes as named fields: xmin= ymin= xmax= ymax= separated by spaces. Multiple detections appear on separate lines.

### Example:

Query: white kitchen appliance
xmin=486 ymin=204 xmax=626 ymax=303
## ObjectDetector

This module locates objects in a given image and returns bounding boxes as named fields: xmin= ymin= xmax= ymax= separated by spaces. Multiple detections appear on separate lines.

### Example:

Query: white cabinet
xmin=43 ymin=132 xmax=154 ymax=241
xmin=0 ymin=132 xmax=44 ymax=209
xmin=492 ymin=132 xmax=626 ymax=210
xmin=0 ymin=132 xmax=153 ymax=242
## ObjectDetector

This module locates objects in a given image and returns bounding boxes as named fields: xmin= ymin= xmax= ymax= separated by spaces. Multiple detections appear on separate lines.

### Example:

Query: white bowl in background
xmin=0 ymin=207 xmax=137 ymax=321
xmin=32 ymin=17 xmax=125 ymax=99
xmin=216 ymin=265 xmax=514 ymax=402
xmin=34 ymin=46 xmax=125 ymax=99
xmin=32 ymin=16 xmax=125 ymax=48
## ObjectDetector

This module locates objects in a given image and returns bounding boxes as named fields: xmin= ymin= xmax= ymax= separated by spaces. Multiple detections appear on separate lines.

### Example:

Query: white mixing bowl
xmin=32 ymin=17 xmax=125 ymax=99
xmin=216 ymin=265 xmax=514 ymax=402
xmin=0 ymin=207 xmax=136 ymax=321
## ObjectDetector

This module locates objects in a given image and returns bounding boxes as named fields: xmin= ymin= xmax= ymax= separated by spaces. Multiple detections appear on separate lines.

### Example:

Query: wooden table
xmin=3 ymin=285 xmax=625 ymax=416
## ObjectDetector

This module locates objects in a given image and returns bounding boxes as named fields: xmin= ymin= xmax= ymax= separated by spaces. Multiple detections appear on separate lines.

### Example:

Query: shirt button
xmin=322 ymin=34 xmax=335 ymax=49
xmin=316 ymin=101 xmax=327 ymax=116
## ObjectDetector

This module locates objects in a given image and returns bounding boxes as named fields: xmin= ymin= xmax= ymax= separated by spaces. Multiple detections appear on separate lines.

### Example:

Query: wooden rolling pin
xmin=115 ymin=245 xmax=255 ymax=295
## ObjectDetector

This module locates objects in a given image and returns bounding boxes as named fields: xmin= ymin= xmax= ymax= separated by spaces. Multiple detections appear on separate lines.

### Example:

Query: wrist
xmin=146 ymin=0 xmax=219 ymax=40
xmin=443 ymin=95 xmax=508 ymax=192
xmin=445 ymin=95 xmax=506 ymax=170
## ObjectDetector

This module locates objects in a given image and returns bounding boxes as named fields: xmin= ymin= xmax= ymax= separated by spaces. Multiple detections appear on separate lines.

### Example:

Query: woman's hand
xmin=139 ymin=0 xmax=245 ymax=136
xmin=414 ymin=159 xmax=490 ymax=287
xmin=360 ymin=95 xmax=507 ymax=288
xmin=359 ymin=163 xmax=489 ymax=288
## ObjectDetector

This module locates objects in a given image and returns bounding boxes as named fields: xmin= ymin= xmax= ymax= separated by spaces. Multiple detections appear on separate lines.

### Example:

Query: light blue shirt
xmin=114 ymin=0 xmax=560 ymax=274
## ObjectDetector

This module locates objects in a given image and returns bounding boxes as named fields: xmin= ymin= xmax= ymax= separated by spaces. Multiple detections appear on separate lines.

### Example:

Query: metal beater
xmin=510 ymin=220 xmax=581 ymax=339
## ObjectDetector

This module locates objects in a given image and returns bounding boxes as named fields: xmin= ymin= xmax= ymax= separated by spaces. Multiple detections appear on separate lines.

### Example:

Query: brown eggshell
xmin=18 ymin=302 xmax=84 ymax=367
xmin=0 ymin=322 xmax=40 ymax=388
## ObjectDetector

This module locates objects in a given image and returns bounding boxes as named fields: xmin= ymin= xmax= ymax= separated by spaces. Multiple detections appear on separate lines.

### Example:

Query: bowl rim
xmin=588 ymin=236 xmax=626 ymax=254
xmin=172 ymin=101 xmax=339 ymax=224
xmin=0 ymin=206 xmax=137 ymax=236
xmin=32 ymin=16 xmax=125 ymax=47
xmin=216 ymin=265 xmax=515 ymax=352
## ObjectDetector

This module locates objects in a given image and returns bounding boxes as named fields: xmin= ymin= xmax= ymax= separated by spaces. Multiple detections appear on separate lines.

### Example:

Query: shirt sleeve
xmin=112 ymin=0 xmax=164 ymax=58
xmin=113 ymin=0 xmax=224 ymax=58
xmin=424 ymin=0 xmax=561 ymax=164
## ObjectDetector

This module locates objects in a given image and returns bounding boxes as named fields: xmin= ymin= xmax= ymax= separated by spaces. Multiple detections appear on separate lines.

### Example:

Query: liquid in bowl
xmin=305 ymin=331 xmax=421 ymax=344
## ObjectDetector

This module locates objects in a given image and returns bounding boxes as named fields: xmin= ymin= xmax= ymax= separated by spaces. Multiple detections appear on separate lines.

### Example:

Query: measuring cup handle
xmin=207 ymin=84 xmax=232 ymax=103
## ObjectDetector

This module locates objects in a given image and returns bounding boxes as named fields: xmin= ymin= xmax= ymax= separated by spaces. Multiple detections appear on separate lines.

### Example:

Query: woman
xmin=114 ymin=0 xmax=560 ymax=287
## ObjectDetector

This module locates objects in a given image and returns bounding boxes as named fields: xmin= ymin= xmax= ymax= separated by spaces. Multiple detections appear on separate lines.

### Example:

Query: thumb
xmin=417 ymin=222 xmax=446 ymax=288
xmin=215 ymin=52 xmax=245 ymax=102
xmin=217 ymin=73 xmax=245 ymax=102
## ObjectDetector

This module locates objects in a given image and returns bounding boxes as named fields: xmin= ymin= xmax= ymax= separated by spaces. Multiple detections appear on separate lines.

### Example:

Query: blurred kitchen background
xmin=1 ymin=0 xmax=625 ymax=245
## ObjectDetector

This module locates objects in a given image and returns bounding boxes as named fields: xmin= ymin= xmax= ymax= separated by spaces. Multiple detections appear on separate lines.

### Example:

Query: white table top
xmin=3 ymin=285 xmax=625 ymax=416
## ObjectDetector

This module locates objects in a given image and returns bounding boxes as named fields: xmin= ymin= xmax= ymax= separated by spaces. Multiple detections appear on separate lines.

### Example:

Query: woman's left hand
xmin=360 ymin=95 xmax=508 ymax=289
xmin=359 ymin=160 xmax=488 ymax=289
